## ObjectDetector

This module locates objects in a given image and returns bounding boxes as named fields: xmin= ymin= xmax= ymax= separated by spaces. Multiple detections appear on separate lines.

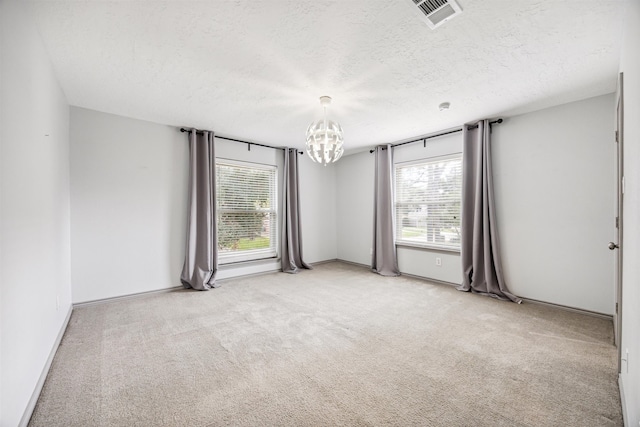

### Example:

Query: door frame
xmin=613 ymin=72 xmax=624 ymax=373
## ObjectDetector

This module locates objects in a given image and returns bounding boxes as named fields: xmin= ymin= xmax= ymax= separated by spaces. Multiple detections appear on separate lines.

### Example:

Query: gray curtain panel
xmin=180 ymin=130 xmax=219 ymax=290
xmin=372 ymin=145 xmax=400 ymax=276
xmin=458 ymin=120 xmax=520 ymax=302
xmin=281 ymin=148 xmax=312 ymax=273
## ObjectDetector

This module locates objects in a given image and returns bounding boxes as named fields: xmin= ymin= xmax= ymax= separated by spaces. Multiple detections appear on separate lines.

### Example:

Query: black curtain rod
xmin=369 ymin=119 xmax=503 ymax=153
xmin=180 ymin=128 xmax=303 ymax=154
xmin=466 ymin=118 xmax=503 ymax=130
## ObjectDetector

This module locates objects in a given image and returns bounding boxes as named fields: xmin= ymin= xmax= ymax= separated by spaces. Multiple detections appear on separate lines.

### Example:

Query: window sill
xmin=395 ymin=242 xmax=460 ymax=254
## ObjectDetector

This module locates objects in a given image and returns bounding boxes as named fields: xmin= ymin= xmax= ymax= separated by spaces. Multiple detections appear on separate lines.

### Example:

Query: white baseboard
xmin=310 ymin=258 xmax=339 ymax=266
xmin=336 ymin=258 xmax=461 ymax=288
xmin=74 ymin=260 xmax=340 ymax=307
xmin=398 ymin=271 xmax=460 ymax=288
xmin=619 ymin=374 xmax=628 ymax=427
xmin=520 ymin=297 xmax=613 ymax=320
xmin=74 ymin=285 xmax=183 ymax=307
xmin=336 ymin=259 xmax=611 ymax=320
xmin=335 ymin=258 xmax=370 ymax=269
xmin=217 ymin=268 xmax=281 ymax=283
xmin=19 ymin=305 xmax=73 ymax=427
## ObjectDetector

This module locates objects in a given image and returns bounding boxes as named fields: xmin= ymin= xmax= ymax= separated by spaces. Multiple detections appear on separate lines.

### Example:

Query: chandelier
xmin=305 ymin=96 xmax=344 ymax=164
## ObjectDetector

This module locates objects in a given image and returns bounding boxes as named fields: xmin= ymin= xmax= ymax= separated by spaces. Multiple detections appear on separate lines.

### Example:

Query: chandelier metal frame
xmin=305 ymin=96 xmax=344 ymax=165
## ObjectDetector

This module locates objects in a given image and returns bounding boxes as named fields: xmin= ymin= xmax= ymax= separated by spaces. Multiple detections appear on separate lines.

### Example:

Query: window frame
xmin=216 ymin=158 xmax=278 ymax=265
xmin=394 ymin=153 xmax=463 ymax=252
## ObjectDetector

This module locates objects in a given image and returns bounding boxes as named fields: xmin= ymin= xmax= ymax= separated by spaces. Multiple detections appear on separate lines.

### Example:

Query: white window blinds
xmin=395 ymin=155 xmax=462 ymax=250
xmin=216 ymin=161 xmax=277 ymax=263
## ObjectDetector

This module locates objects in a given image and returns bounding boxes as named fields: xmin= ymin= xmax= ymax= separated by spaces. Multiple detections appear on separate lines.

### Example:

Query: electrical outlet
xmin=435 ymin=257 xmax=442 ymax=266
xmin=369 ymin=247 xmax=373 ymax=255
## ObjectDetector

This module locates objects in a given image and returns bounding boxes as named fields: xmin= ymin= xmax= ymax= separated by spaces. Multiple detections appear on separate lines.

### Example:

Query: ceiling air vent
xmin=407 ymin=0 xmax=463 ymax=29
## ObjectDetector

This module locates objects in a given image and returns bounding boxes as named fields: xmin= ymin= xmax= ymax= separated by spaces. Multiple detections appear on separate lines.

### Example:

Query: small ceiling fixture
xmin=306 ymin=96 xmax=344 ymax=165
xmin=439 ymin=102 xmax=451 ymax=111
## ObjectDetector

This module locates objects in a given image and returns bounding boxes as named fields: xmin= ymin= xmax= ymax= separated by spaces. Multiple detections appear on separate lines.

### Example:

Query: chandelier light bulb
xmin=306 ymin=96 xmax=344 ymax=165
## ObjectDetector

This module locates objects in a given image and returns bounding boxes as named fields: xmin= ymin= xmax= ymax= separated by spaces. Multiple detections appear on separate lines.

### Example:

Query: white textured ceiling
xmin=29 ymin=0 xmax=624 ymax=152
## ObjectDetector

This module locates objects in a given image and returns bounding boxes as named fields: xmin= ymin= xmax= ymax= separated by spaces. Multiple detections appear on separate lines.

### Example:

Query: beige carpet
xmin=29 ymin=262 xmax=622 ymax=426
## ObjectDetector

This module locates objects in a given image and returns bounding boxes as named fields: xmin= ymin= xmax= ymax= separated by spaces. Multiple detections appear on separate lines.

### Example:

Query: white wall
xmin=0 ymin=1 xmax=72 ymax=426
xmin=397 ymin=247 xmax=462 ymax=284
xmin=619 ymin=0 xmax=640 ymax=424
xmin=336 ymin=151 xmax=374 ymax=265
xmin=493 ymin=94 xmax=615 ymax=314
xmin=70 ymin=108 xmax=337 ymax=302
xmin=298 ymin=156 xmax=338 ymax=263
xmin=70 ymin=108 xmax=188 ymax=302
xmin=336 ymin=95 xmax=615 ymax=314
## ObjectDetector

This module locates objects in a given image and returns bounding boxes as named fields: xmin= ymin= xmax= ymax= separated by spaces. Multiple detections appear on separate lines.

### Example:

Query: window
xmin=395 ymin=155 xmax=462 ymax=250
xmin=216 ymin=160 xmax=277 ymax=263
